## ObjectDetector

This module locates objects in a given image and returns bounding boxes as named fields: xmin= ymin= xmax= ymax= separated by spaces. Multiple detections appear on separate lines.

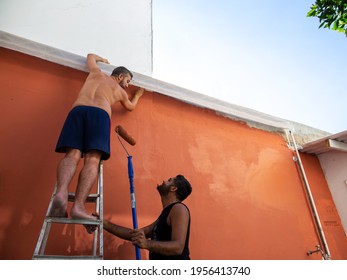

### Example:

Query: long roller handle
xmin=128 ymin=156 xmax=141 ymax=260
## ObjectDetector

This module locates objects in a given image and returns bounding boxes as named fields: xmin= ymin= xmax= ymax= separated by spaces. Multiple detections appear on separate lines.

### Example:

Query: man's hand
xmin=130 ymin=229 xmax=149 ymax=249
xmin=99 ymin=58 xmax=110 ymax=64
xmin=87 ymin=53 xmax=109 ymax=72
xmin=135 ymin=88 xmax=145 ymax=97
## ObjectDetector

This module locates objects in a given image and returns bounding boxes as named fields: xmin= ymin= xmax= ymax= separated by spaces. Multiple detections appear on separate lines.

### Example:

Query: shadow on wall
xmin=103 ymin=232 xmax=147 ymax=260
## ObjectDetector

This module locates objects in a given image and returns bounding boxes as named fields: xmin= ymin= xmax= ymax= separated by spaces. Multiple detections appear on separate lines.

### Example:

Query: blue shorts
xmin=55 ymin=106 xmax=111 ymax=160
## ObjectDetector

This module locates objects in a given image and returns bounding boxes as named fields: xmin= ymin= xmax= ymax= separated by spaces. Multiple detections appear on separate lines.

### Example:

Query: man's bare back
xmin=73 ymin=72 xmax=126 ymax=117
xmin=72 ymin=53 xmax=142 ymax=117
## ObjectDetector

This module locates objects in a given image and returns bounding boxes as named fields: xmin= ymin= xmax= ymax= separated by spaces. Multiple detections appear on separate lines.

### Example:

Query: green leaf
xmin=307 ymin=9 xmax=317 ymax=17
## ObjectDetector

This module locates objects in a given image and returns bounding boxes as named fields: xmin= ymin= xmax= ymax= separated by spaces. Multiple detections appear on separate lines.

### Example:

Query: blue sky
xmin=152 ymin=0 xmax=347 ymax=134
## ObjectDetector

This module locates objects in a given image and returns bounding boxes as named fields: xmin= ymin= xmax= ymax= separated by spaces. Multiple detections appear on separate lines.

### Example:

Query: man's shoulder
xmin=171 ymin=202 xmax=190 ymax=215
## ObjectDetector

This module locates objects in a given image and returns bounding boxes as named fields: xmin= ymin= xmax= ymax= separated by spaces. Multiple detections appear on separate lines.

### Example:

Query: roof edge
xmin=301 ymin=130 xmax=347 ymax=154
xmin=0 ymin=31 xmax=331 ymax=140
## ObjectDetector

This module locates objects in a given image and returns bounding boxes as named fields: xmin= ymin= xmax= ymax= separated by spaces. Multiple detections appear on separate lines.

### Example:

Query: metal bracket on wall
xmin=307 ymin=245 xmax=330 ymax=260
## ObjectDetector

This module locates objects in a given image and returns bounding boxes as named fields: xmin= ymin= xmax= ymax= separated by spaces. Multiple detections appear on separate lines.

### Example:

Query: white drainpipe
xmin=286 ymin=129 xmax=331 ymax=260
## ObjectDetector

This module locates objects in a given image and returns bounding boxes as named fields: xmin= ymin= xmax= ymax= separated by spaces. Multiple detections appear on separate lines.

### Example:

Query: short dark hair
xmin=173 ymin=175 xmax=192 ymax=201
xmin=111 ymin=66 xmax=133 ymax=79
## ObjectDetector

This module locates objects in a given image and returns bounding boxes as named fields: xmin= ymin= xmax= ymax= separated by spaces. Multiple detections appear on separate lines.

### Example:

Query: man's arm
xmin=103 ymin=219 xmax=133 ymax=241
xmin=103 ymin=219 xmax=154 ymax=241
xmin=131 ymin=204 xmax=190 ymax=256
xmin=120 ymin=88 xmax=145 ymax=111
xmin=86 ymin=53 xmax=110 ymax=73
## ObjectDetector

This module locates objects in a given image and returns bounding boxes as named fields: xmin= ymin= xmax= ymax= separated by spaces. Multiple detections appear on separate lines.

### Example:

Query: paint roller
xmin=115 ymin=125 xmax=136 ymax=146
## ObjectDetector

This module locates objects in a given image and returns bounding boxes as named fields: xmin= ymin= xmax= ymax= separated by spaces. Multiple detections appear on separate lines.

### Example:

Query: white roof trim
xmin=0 ymin=30 xmax=313 ymax=131
xmin=301 ymin=130 xmax=347 ymax=154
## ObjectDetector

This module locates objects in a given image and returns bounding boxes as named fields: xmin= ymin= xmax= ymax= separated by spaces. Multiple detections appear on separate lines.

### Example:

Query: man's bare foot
xmin=70 ymin=206 xmax=97 ymax=220
xmin=71 ymin=206 xmax=98 ymax=234
xmin=49 ymin=196 xmax=68 ymax=218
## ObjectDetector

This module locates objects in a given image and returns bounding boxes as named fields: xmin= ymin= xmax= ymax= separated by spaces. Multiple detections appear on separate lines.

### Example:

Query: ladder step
xmin=68 ymin=192 xmax=99 ymax=202
xmin=45 ymin=217 xmax=102 ymax=225
xmin=33 ymin=255 xmax=103 ymax=260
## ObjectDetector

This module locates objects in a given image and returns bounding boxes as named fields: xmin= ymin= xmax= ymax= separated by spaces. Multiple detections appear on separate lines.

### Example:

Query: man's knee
xmin=84 ymin=150 xmax=102 ymax=165
xmin=64 ymin=148 xmax=82 ymax=164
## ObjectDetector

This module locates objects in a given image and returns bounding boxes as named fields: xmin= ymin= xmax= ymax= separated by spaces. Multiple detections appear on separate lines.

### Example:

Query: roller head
xmin=115 ymin=125 xmax=136 ymax=146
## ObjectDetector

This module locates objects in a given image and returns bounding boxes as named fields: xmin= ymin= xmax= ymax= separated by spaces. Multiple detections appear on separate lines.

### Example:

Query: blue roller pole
xmin=127 ymin=155 xmax=141 ymax=260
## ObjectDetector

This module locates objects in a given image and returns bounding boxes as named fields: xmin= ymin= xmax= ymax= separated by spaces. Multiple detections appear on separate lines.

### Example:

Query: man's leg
xmin=50 ymin=148 xmax=82 ymax=217
xmin=70 ymin=150 xmax=102 ymax=220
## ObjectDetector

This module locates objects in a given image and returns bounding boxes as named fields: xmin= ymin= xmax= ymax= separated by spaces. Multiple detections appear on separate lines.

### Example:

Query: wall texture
xmin=0 ymin=48 xmax=346 ymax=260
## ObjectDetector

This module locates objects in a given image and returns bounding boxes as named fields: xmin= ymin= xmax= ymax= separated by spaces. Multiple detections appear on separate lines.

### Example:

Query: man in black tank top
xmin=148 ymin=201 xmax=191 ymax=260
xmin=103 ymin=175 xmax=192 ymax=260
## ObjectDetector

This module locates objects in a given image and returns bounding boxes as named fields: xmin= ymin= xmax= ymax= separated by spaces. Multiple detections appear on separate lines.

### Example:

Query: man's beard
xmin=119 ymin=79 xmax=127 ymax=89
xmin=157 ymin=182 xmax=170 ymax=196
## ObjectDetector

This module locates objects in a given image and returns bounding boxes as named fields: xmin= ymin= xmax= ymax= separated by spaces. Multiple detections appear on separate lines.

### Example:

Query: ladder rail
xmin=39 ymin=222 xmax=52 ymax=255
xmin=93 ymin=161 xmax=103 ymax=257
xmin=33 ymin=183 xmax=57 ymax=256
xmin=99 ymin=179 xmax=104 ymax=257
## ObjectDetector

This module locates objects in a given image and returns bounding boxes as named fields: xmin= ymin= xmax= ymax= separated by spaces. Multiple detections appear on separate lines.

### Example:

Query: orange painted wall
xmin=1 ymin=48 xmax=346 ymax=260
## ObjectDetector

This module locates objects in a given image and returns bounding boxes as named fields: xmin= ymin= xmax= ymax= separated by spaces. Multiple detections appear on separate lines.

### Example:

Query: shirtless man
xmin=50 ymin=53 xmax=144 ymax=223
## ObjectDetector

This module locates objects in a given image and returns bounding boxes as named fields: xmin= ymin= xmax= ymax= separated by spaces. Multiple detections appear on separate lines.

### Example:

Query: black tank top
xmin=149 ymin=202 xmax=191 ymax=260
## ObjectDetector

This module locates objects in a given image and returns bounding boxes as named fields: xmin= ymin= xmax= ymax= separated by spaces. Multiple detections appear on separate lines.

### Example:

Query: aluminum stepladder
xmin=32 ymin=161 xmax=104 ymax=260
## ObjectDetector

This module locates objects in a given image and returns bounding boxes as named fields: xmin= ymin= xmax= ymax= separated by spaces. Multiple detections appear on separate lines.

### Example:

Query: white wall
xmin=319 ymin=152 xmax=347 ymax=235
xmin=0 ymin=0 xmax=152 ymax=75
